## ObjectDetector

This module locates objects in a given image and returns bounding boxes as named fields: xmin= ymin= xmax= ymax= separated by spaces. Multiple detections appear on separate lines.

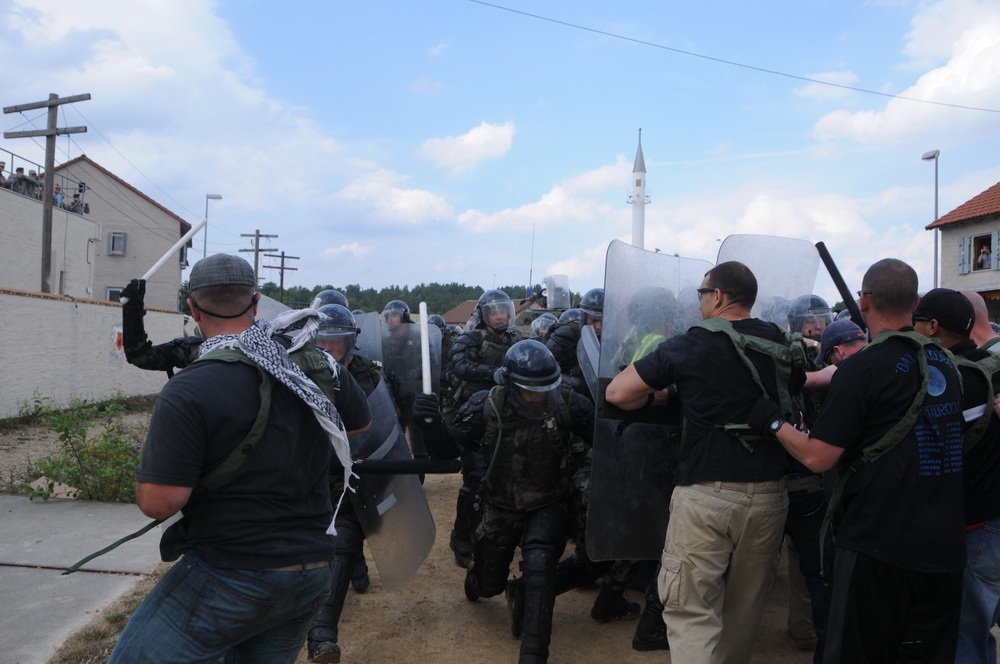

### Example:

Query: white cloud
xmin=417 ymin=121 xmax=515 ymax=174
xmin=334 ymin=170 xmax=453 ymax=224
xmin=813 ymin=2 xmax=1000 ymax=144
xmin=793 ymin=71 xmax=859 ymax=99
xmin=428 ymin=43 xmax=448 ymax=56
xmin=321 ymin=242 xmax=372 ymax=258
xmin=547 ymin=242 xmax=610 ymax=285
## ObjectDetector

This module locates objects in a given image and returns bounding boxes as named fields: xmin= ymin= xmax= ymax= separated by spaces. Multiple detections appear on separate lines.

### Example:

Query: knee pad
xmin=471 ymin=537 xmax=517 ymax=598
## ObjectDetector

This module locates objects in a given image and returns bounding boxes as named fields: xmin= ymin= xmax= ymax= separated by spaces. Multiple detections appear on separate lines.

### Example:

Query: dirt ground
xmin=302 ymin=472 xmax=812 ymax=664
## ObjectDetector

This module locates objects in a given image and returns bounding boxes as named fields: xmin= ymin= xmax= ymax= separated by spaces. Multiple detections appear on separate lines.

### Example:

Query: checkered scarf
xmin=200 ymin=316 xmax=352 ymax=534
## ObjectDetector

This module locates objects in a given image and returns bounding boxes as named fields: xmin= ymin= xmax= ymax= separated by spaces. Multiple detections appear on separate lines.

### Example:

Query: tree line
xmin=179 ymin=281 xmax=566 ymax=317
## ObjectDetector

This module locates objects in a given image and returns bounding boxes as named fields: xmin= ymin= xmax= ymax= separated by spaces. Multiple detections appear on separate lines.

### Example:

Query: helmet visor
xmin=481 ymin=301 xmax=514 ymax=330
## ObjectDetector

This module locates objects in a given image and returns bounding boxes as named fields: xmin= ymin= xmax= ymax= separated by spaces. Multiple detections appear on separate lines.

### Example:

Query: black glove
xmin=413 ymin=392 xmax=441 ymax=429
xmin=747 ymin=399 xmax=783 ymax=438
xmin=120 ymin=279 xmax=148 ymax=350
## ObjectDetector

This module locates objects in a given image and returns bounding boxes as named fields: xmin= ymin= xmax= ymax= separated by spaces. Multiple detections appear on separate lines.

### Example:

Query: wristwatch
xmin=768 ymin=418 xmax=786 ymax=437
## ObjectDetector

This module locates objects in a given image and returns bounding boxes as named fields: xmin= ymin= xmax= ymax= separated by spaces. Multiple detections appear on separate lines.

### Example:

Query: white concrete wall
xmin=0 ymin=290 xmax=188 ymax=419
xmin=940 ymin=218 xmax=1000 ymax=291
xmin=0 ymin=187 xmax=99 ymax=298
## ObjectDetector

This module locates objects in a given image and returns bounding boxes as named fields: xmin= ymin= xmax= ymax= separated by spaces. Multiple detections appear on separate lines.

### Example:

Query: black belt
xmin=261 ymin=560 xmax=331 ymax=572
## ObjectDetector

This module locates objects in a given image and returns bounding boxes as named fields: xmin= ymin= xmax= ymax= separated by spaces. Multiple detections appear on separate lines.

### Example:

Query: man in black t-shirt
xmin=109 ymin=255 xmax=372 ymax=664
xmin=912 ymin=288 xmax=1000 ymax=662
xmin=607 ymin=261 xmax=800 ymax=664
xmin=752 ymin=259 xmax=965 ymax=663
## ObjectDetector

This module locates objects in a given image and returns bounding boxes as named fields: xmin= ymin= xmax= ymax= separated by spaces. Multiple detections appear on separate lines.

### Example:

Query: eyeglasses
xmin=856 ymin=290 xmax=872 ymax=298
xmin=697 ymin=287 xmax=725 ymax=301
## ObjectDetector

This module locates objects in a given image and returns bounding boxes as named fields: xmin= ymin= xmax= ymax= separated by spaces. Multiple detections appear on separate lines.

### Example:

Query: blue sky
xmin=2 ymin=0 xmax=998 ymax=304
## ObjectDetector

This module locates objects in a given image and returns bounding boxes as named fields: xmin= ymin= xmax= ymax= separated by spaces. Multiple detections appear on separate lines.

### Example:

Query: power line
xmin=466 ymin=0 xmax=1000 ymax=114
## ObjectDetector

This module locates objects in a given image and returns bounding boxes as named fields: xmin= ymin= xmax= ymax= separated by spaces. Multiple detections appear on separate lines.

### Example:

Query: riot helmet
xmin=382 ymin=300 xmax=411 ymax=329
xmin=579 ymin=288 xmax=604 ymax=319
xmin=316 ymin=304 xmax=360 ymax=364
xmin=788 ymin=294 xmax=834 ymax=340
xmin=475 ymin=289 xmax=514 ymax=334
xmin=311 ymin=289 xmax=349 ymax=310
xmin=558 ymin=308 xmax=583 ymax=324
xmin=352 ymin=309 xmax=366 ymax=316
xmin=496 ymin=340 xmax=562 ymax=420
xmin=835 ymin=308 xmax=852 ymax=321
xmin=530 ymin=312 xmax=559 ymax=339
xmin=578 ymin=287 xmax=604 ymax=338
xmin=427 ymin=314 xmax=446 ymax=331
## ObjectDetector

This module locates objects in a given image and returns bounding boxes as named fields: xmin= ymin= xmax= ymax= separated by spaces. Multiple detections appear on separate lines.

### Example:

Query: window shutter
xmin=992 ymin=230 xmax=1000 ymax=271
xmin=959 ymin=236 xmax=971 ymax=275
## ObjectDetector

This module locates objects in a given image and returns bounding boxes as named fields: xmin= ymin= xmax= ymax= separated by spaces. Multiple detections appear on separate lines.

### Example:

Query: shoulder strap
xmin=952 ymin=353 xmax=1000 ymax=452
xmin=820 ymin=330 xmax=936 ymax=555
xmin=192 ymin=348 xmax=274 ymax=493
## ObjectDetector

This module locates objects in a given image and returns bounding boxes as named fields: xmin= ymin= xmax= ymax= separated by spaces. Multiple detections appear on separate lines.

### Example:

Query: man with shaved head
xmin=960 ymin=289 xmax=1000 ymax=352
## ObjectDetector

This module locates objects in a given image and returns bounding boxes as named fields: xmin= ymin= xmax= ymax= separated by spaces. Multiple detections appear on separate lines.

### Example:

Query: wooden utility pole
xmin=263 ymin=252 xmax=299 ymax=303
xmin=3 ymin=93 xmax=91 ymax=293
xmin=239 ymin=229 xmax=279 ymax=285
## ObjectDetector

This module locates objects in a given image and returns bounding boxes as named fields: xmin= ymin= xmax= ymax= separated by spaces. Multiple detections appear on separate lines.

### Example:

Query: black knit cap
xmin=911 ymin=288 xmax=975 ymax=335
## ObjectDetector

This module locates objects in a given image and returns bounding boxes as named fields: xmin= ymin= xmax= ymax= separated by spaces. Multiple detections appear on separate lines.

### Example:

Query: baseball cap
xmin=189 ymin=254 xmax=256 ymax=291
xmin=912 ymin=288 xmax=975 ymax=335
xmin=815 ymin=319 xmax=866 ymax=367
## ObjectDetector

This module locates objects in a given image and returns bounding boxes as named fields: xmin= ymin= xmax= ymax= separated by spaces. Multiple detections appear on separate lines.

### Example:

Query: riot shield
xmin=348 ymin=378 xmax=436 ymax=591
xmin=544 ymin=274 xmax=572 ymax=309
xmin=586 ymin=240 xmax=713 ymax=561
xmin=576 ymin=324 xmax=600 ymax=399
xmin=354 ymin=312 xmax=384 ymax=364
xmin=381 ymin=322 xmax=442 ymax=457
xmin=716 ymin=234 xmax=821 ymax=327
xmin=254 ymin=293 xmax=291 ymax=322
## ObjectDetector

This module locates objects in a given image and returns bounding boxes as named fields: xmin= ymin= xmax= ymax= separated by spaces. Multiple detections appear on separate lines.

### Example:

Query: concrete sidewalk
xmin=0 ymin=494 xmax=164 ymax=664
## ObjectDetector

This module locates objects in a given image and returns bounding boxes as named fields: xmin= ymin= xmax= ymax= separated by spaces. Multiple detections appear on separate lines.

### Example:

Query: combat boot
xmin=590 ymin=582 xmax=640 ymax=623
xmin=351 ymin=556 xmax=370 ymax=593
xmin=632 ymin=583 xmax=669 ymax=651
xmin=307 ymin=559 xmax=351 ymax=663
xmin=450 ymin=531 xmax=473 ymax=569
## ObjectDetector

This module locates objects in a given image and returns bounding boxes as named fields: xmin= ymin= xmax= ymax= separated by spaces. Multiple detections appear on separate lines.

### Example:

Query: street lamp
xmin=204 ymin=194 xmax=222 ymax=260
xmin=922 ymin=150 xmax=939 ymax=288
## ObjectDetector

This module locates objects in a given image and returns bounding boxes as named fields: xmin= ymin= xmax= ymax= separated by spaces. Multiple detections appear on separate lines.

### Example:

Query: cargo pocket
xmin=658 ymin=553 xmax=683 ymax=611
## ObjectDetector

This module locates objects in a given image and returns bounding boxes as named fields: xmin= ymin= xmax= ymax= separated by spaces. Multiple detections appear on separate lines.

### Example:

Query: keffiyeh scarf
xmin=200 ymin=314 xmax=353 ymax=535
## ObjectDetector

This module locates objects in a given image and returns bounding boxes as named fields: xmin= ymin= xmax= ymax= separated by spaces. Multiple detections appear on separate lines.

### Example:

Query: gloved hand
xmin=120 ymin=278 xmax=148 ymax=350
xmin=747 ymin=399 xmax=783 ymax=438
xmin=120 ymin=278 xmax=145 ymax=310
xmin=413 ymin=392 xmax=441 ymax=429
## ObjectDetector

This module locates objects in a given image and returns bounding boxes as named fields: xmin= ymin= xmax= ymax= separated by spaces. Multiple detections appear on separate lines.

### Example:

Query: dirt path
xmin=302 ymin=472 xmax=811 ymax=664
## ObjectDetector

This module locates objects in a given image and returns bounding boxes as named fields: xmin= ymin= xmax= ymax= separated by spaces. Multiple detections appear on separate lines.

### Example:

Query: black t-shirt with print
xmin=810 ymin=331 xmax=965 ymax=572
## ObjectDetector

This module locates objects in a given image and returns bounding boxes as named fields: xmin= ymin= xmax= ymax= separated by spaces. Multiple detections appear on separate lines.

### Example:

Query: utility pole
xmin=4 ymin=93 xmax=91 ymax=293
xmin=263 ymin=252 xmax=299 ymax=303
xmin=239 ymin=229 xmax=279 ymax=285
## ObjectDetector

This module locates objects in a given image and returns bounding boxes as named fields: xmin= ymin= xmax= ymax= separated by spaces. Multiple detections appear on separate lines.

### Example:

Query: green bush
xmin=28 ymin=394 xmax=144 ymax=503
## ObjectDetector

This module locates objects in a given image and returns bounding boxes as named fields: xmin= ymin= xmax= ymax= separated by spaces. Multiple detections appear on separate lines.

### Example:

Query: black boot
xmin=590 ymin=582 xmax=640 ymax=623
xmin=307 ymin=559 xmax=352 ymax=663
xmin=632 ymin=583 xmax=669 ymax=651
xmin=351 ymin=555 xmax=370 ymax=593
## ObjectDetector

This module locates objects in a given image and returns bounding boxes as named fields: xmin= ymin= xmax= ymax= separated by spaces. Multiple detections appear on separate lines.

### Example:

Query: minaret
xmin=627 ymin=128 xmax=649 ymax=249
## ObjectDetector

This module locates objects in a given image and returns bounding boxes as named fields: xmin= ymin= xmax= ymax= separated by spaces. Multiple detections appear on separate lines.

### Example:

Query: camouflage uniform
xmin=453 ymin=383 xmax=593 ymax=663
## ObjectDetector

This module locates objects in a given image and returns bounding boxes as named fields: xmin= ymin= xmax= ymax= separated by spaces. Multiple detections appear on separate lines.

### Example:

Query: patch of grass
xmin=48 ymin=564 xmax=169 ymax=664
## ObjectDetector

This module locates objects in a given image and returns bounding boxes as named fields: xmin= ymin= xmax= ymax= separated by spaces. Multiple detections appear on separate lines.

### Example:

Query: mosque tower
xmin=627 ymin=128 xmax=649 ymax=249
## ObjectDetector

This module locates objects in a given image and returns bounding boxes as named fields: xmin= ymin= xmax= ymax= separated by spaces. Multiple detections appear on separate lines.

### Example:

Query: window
xmin=960 ymin=231 xmax=1000 ymax=274
xmin=106 ymin=287 xmax=123 ymax=302
xmin=107 ymin=231 xmax=127 ymax=256
xmin=179 ymin=245 xmax=188 ymax=267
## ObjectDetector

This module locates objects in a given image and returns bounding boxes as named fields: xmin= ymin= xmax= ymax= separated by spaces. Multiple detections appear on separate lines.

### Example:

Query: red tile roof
xmin=927 ymin=181 xmax=1000 ymax=230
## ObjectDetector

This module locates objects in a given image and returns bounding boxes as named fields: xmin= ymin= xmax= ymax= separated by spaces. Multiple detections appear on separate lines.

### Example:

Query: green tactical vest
xmin=480 ymin=384 xmax=574 ymax=511
xmin=680 ymin=317 xmax=807 ymax=456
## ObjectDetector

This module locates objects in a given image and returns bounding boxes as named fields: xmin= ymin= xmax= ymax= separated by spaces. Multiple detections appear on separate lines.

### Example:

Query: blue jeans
xmin=109 ymin=555 xmax=332 ymax=664
xmin=956 ymin=519 xmax=1000 ymax=664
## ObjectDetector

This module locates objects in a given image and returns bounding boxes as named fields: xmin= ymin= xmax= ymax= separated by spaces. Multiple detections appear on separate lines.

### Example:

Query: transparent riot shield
xmin=254 ymin=293 xmax=291 ymax=322
xmin=354 ymin=312 xmax=384 ymax=364
xmin=381 ymin=322 xmax=441 ymax=458
xmin=348 ymin=378 xmax=436 ymax=591
xmin=585 ymin=240 xmax=713 ymax=561
xmin=544 ymin=274 xmax=572 ymax=309
xmin=717 ymin=234 xmax=821 ymax=328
